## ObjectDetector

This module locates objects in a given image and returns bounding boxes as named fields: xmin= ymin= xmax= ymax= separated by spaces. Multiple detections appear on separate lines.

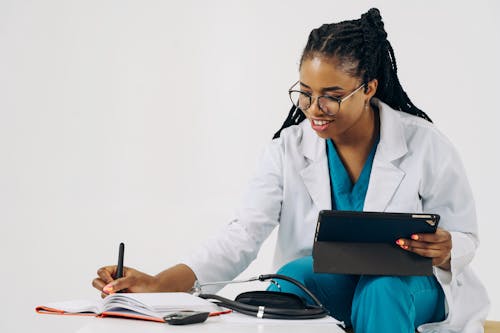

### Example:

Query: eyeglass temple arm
xmin=340 ymin=83 xmax=365 ymax=101
xmin=288 ymin=80 xmax=300 ymax=91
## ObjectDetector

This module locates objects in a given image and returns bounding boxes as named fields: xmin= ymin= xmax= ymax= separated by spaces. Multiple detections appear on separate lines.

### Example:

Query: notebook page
xmin=103 ymin=292 xmax=221 ymax=314
xmin=39 ymin=299 xmax=102 ymax=314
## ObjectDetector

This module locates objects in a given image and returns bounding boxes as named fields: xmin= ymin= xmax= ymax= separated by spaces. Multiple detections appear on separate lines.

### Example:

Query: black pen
xmin=115 ymin=242 xmax=124 ymax=280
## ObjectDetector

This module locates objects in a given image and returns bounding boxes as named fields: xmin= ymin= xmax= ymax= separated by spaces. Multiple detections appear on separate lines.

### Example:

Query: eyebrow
xmin=300 ymin=81 xmax=344 ymax=92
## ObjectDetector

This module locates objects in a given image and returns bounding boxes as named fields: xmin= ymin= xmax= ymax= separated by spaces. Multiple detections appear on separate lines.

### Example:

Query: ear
xmin=364 ymin=79 xmax=378 ymax=100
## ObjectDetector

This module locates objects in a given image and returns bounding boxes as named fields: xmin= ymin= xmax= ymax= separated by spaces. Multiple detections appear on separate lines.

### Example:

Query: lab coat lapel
xmin=363 ymin=101 xmax=408 ymax=211
xmin=363 ymin=159 xmax=405 ymax=211
xmin=299 ymin=124 xmax=332 ymax=211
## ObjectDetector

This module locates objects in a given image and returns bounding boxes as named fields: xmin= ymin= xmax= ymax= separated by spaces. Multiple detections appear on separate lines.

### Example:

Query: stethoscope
xmin=191 ymin=274 xmax=330 ymax=320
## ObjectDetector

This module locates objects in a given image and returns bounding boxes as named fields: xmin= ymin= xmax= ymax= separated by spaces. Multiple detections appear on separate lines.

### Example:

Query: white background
xmin=1 ymin=1 xmax=499 ymax=332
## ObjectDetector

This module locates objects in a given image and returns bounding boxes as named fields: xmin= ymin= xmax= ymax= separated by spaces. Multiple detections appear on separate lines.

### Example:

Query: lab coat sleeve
xmin=180 ymin=138 xmax=284 ymax=293
xmin=419 ymin=136 xmax=479 ymax=285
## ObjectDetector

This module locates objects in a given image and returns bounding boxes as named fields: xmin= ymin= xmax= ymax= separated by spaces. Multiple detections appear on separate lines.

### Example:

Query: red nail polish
xmin=396 ymin=239 xmax=403 ymax=246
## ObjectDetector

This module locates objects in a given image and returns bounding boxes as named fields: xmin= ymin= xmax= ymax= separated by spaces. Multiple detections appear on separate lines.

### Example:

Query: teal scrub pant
xmin=267 ymin=256 xmax=445 ymax=332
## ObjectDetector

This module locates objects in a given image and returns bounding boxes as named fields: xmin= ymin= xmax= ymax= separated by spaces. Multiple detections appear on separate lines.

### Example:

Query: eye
xmin=324 ymin=94 xmax=342 ymax=100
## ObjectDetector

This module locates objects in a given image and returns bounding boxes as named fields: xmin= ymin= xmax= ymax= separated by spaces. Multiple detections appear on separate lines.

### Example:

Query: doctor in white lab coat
xmin=182 ymin=98 xmax=490 ymax=332
xmin=93 ymin=8 xmax=489 ymax=333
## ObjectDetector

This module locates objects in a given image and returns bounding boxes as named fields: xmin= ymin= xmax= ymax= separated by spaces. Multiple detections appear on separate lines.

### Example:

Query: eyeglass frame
xmin=288 ymin=80 xmax=366 ymax=116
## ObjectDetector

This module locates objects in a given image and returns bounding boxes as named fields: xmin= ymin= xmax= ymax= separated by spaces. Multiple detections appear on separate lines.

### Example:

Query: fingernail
xmin=103 ymin=284 xmax=114 ymax=294
xmin=403 ymin=245 xmax=409 ymax=250
xmin=411 ymin=234 xmax=419 ymax=240
xmin=396 ymin=239 xmax=404 ymax=246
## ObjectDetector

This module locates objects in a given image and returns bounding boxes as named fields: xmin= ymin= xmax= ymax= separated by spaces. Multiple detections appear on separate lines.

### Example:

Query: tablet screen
xmin=315 ymin=210 xmax=439 ymax=243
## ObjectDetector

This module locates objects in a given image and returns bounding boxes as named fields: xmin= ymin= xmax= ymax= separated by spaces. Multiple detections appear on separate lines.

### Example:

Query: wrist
xmin=437 ymin=254 xmax=451 ymax=271
xmin=148 ymin=274 xmax=163 ymax=292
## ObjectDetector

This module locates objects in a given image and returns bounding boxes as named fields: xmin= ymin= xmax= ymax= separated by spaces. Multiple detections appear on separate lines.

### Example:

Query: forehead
xmin=299 ymin=56 xmax=359 ymax=90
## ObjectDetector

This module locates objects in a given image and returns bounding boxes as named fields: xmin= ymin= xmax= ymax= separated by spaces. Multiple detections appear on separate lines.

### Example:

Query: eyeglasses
xmin=288 ymin=81 xmax=365 ymax=116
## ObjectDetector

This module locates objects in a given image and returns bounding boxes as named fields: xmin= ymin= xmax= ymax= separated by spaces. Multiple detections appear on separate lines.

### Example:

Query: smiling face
xmin=299 ymin=55 xmax=378 ymax=141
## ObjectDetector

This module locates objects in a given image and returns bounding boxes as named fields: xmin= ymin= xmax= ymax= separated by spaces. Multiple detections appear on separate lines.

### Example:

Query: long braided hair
xmin=273 ymin=8 xmax=431 ymax=139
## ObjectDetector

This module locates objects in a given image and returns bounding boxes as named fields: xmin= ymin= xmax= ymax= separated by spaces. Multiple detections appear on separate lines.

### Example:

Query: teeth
xmin=313 ymin=119 xmax=331 ymax=125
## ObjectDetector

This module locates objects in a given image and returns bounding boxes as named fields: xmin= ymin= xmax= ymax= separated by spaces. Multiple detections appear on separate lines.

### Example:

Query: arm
xmin=92 ymin=264 xmax=196 ymax=297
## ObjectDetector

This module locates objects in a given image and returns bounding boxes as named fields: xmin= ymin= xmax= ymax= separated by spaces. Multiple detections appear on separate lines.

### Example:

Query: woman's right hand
xmin=92 ymin=264 xmax=197 ymax=298
xmin=92 ymin=266 xmax=160 ymax=298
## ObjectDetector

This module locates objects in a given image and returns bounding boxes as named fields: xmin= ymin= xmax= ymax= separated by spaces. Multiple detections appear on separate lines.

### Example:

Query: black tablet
xmin=312 ymin=210 xmax=440 ymax=276
xmin=314 ymin=210 xmax=439 ymax=242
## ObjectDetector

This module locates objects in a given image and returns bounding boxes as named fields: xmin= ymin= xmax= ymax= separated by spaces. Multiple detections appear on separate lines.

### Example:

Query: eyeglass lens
xmin=289 ymin=91 xmax=339 ymax=116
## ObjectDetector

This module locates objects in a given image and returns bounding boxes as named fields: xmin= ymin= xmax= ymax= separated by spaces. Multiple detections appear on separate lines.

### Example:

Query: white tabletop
xmin=35 ymin=313 xmax=347 ymax=333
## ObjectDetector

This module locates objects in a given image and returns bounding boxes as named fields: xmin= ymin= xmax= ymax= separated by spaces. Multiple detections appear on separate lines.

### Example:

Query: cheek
xmin=335 ymin=102 xmax=365 ymax=123
xmin=346 ymin=95 xmax=367 ymax=113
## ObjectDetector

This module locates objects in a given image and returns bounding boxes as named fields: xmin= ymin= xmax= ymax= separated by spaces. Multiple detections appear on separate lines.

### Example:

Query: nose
xmin=307 ymin=97 xmax=324 ymax=118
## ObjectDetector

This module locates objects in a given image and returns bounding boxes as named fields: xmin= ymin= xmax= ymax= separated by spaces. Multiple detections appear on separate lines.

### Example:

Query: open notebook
xmin=36 ymin=292 xmax=228 ymax=322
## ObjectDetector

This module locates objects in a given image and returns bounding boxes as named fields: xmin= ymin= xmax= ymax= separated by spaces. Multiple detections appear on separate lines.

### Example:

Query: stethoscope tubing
xmin=198 ymin=273 xmax=330 ymax=320
xmin=199 ymin=293 xmax=328 ymax=319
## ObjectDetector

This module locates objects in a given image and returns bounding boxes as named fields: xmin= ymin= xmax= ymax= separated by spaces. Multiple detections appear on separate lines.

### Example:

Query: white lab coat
xmin=183 ymin=99 xmax=489 ymax=332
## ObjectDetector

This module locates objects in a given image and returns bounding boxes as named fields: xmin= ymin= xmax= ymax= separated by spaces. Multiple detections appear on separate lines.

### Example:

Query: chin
xmin=314 ymin=130 xmax=333 ymax=139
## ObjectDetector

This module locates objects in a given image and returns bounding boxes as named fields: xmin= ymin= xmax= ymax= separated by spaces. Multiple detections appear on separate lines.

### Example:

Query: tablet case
xmin=312 ymin=210 xmax=440 ymax=276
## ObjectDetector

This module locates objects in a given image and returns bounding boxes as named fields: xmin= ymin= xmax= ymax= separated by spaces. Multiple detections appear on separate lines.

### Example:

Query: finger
xmin=403 ymin=242 xmax=452 ymax=265
xmin=400 ymin=242 xmax=450 ymax=259
xmin=103 ymin=275 xmax=135 ymax=294
xmin=411 ymin=228 xmax=451 ymax=243
xmin=404 ymin=246 xmax=443 ymax=259
xmin=92 ymin=278 xmax=107 ymax=292
xmin=397 ymin=239 xmax=443 ymax=251
xmin=97 ymin=266 xmax=116 ymax=284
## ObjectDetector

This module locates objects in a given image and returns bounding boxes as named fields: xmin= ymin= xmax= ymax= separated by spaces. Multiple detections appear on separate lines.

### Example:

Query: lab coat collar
xmin=372 ymin=98 xmax=408 ymax=163
xmin=298 ymin=99 xmax=408 ymax=211
xmin=299 ymin=119 xmax=331 ymax=210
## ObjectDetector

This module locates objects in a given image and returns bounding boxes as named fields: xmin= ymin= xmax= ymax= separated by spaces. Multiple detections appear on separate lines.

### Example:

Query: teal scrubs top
xmin=326 ymin=137 xmax=379 ymax=211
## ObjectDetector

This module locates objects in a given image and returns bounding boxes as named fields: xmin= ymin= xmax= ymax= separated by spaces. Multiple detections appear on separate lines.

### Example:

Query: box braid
xmin=273 ymin=8 xmax=431 ymax=139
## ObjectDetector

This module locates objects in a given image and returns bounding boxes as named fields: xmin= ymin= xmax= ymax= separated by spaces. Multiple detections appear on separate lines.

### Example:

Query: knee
xmin=351 ymin=276 xmax=410 ymax=325
xmin=351 ymin=277 xmax=416 ymax=332
xmin=276 ymin=256 xmax=313 ymax=276
xmin=267 ymin=256 xmax=313 ymax=292
xmin=277 ymin=256 xmax=312 ymax=274
xmin=354 ymin=276 xmax=409 ymax=304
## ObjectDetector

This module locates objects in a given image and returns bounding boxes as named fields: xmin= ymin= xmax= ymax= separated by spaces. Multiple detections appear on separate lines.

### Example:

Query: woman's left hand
xmin=396 ymin=227 xmax=452 ymax=270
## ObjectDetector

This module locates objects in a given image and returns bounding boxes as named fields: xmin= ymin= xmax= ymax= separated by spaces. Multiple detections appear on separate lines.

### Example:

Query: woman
xmin=92 ymin=8 xmax=489 ymax=333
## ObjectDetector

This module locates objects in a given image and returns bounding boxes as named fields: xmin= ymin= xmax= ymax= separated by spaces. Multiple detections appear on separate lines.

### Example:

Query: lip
xmin=310 ymin=118 xmax=335 ymax=132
